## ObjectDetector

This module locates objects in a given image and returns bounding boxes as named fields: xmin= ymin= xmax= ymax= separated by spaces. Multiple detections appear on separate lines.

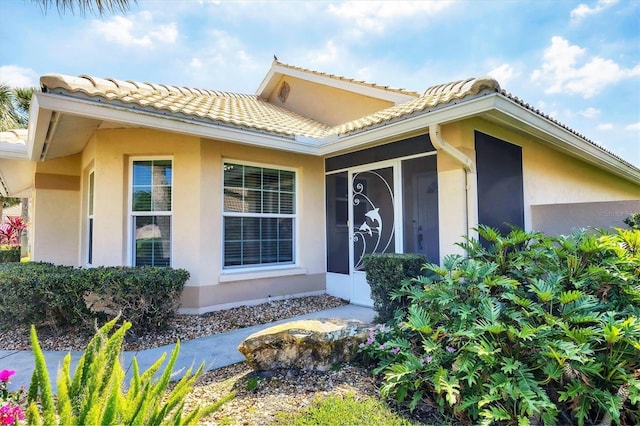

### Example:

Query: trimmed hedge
xmin=0 ymin=263 xmax=189 ymax=331
xmin=0 ymin=246 xmax=20 ymax=263
xmin=0 ymin=262 xmax=91 ymax=328
xmin=85 ymin=266 xmax=189 ymax=331
xmin=362 ymin=253 xmax=427 ymax=323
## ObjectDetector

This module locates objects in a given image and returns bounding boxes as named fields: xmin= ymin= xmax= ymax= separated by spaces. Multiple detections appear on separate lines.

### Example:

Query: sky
xmin=0 ymin=0 xmax=638 ymax=166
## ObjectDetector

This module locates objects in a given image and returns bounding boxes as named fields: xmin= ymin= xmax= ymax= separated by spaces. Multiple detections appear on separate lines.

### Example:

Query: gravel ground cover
xmin=0 ymin=294 xmax=348 ymax=352
xmin=0 ymin=294 xmax=449 ymax=425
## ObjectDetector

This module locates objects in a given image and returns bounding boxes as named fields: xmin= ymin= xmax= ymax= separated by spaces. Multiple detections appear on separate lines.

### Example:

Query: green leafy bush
xmin=0 ymin=263 xmax=189 ymax=332
xmin=27 ymin=317 xmax=232 ymax=425
xmin=85 ymin=266 xmax=189 ymax=331
xmin=363 ymin=253 xmax=426 ymax=323
xmin=0 ymin=246 xmax=20 ymax=263
xmin=361 ymin=227 xmax=640 ymax=426
xmin=0 ymin=262 xmax=92 ymax=328
xmin=624 ymin=212 xmax=640 ymax=230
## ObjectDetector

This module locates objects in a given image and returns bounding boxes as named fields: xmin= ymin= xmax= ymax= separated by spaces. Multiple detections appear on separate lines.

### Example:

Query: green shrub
xmin=0 ymin=263 xmax=189 ymax=332
xmin=0 ymin=246 xmax=20 ymax=263
xmin=85 ymin=266 xmax=189 ymax=331
xmin=26 ymin=317 xmax=232 ymax=425
xmin=0 ymin=262 xmax=92 ymax=328
xmin=624 ymin=212 xmax=640 ymax=230
xmin=363 ymin=253 xmax=426 ymax=323
xmin=361 ymin=226 xmax=640 ymax=426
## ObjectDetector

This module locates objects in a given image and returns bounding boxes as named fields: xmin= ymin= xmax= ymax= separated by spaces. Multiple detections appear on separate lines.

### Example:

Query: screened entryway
xmin=325 ymin=136 xmax=439 ymax=306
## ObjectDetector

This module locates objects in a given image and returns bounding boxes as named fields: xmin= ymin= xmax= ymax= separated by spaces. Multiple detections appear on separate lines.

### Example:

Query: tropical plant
xmin=0 ymin=85 xmax=34 ymax=132
xmin=32 ymin=0 xmax=135 ymax=16
xmin=0 ymin=216 xmax=27 ymax=246
xmin=26 ymin=317 xmax=232 ymax=425
xmin=361 ymin=227 xmax=640 ymax=426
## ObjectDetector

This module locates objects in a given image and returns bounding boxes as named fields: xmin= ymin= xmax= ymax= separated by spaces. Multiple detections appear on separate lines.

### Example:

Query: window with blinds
xmin=223 ymin=162 xmax=296 ymax=268
xmin=131 ymin=159 xmax=172 ymax=267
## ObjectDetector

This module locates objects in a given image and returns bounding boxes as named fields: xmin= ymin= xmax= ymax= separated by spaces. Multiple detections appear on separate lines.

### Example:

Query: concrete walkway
xmin=0 ymin=304 xmax=375 ymax=392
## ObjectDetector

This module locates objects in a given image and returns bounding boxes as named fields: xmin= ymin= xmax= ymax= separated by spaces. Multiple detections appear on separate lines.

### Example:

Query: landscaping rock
xmin=237 ymin=318 xmax=369 ymax=371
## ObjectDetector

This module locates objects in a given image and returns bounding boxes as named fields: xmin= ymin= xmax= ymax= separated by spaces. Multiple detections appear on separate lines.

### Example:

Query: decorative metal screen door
xmin=349 ymin=165 xmax=396 ymax=306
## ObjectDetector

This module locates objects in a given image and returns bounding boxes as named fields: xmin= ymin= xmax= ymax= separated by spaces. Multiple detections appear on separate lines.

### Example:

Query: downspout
xmin=429 ymin=124 xmax=478 ymax=242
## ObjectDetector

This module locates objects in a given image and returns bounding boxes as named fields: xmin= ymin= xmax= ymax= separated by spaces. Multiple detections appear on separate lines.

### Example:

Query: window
xmin=131 ymin=159 xmax=172 ymax=266
xmin=223 ymin=162 xmax=296 ymax=268
xmin=87 ymin=171 xmax=95 ymax=265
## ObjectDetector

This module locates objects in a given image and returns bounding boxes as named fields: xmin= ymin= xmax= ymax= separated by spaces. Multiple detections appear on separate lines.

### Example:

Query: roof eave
xmin=34 ymin=92 xmax=323 ymax=157
xmin=318 ymin=93 xmax=640 ymax=184
xmin=489 ymin=95 xmax=640 ymax=184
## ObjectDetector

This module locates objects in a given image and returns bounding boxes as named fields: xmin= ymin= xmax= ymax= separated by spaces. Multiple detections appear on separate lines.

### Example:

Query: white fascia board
xmin=28 ymin=94 xmax=51 ymax=161
xmin=490 ymin=96 xmax=640 ymax=183
xmin=257 ymin=64 xmax=416 ymax=105
xmin=35 ymin=93 xmax=321 ymax=155
xmin=0 ymin=142 xmax=28 ymax=159
xmin=255 ymin=67 xmax=282 ymax=99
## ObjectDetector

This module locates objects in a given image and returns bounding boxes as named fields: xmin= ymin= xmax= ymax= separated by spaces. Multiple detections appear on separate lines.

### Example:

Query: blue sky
xmin=1 ymin=0 xmax=638 ymax=165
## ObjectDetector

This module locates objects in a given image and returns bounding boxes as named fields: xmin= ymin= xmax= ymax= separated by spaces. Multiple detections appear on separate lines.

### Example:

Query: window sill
xmin=219 ymin=267 xmax=307 ymax=283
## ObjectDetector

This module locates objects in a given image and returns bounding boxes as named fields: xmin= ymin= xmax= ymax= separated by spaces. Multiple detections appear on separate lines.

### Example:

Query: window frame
xmin=221 ymin=159 xmax=298 ymax=272
xmin=128 ymin=156 xmax=174 ymax=267
xmin=87 ymin=170 xmax=95 ymax=265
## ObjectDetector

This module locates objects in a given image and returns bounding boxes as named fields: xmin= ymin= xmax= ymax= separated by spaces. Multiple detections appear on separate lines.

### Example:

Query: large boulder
xmin=237 ymin=318 xmax=369 ymax=371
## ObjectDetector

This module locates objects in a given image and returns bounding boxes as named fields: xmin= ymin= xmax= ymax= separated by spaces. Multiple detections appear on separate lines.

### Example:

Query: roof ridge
xmin=273 ymin=60 xmax=421 ymax=97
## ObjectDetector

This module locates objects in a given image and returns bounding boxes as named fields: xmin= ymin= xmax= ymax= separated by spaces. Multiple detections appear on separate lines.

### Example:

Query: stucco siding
xmin=32 ymin=154 xmax=81 ymax=265
xmin=179 ymin=273 xmax=325 ymax=313
xmin=465 ymin=119 xmax=639 ymax=231
xmin=32 ymin=189 xmax=80 ymax=265
xmin=267 ymin=75 xmax=394 ymax=126
xmin=64 ymin=128 xmax=327 ymax=311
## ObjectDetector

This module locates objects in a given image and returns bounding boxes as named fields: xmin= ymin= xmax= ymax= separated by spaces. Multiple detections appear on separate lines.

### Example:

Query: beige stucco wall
xmin=267 ymin=75 xmax=394 ymax=126
xmin=30 ymin=127 xmax=326 ymax=311
xmin=32 ymin=154 xmax=81 ymax=265
xmin=438 ymin=118 xmax=639 ymax=236
xmin=183 ymin=138 xmax=326 ymax=311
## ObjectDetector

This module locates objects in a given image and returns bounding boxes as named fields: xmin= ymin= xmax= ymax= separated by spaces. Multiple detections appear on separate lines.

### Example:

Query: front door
xmin=349 ymin=165 xmax=397 ymax=306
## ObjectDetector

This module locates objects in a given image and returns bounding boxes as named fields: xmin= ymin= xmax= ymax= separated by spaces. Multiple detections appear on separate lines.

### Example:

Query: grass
xmin=273 ymin=392 xmax=419 ymax=425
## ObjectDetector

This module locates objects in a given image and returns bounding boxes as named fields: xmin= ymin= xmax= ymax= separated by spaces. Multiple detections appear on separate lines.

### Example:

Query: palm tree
xmin=0 ymin=85 xmax=21 ymax=131
xmin=33 ymin=0 xmax=135 ymax=16
xmin=0 ymin=85 xmax=34 ymax=132
xmin=0 ymin=85 xmax=34 ymax=248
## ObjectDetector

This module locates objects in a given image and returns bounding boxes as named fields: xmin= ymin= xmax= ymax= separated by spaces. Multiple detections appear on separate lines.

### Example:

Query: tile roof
xmin=331 ymin=77 xmax=500 ymax=135
xmin=40 ymin=74 xmax=498 ymax=140
xmin=0 ymin=129 xmax=28 ymax=146
xmin=39 ymin=71 xmax=635 ymax=170
xmin=41 ymin=75 xmax=331 ymax=139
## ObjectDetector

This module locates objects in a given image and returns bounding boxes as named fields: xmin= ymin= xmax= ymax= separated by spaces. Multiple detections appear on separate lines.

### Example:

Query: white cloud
xmin=328 ymin=0 xmax=453 ymax=34
xmin=487 ymin=63 xmax=516 ymax=87
xmin=306 ymin=40 xmax=342 ymax=68
xmin=579 ymin=107 xmax=600 ymax=118
xmin=91 ymin=13 xmax=179 ymax=48
xmin=0 ymin=65 xmax=39 ymax=88
xmin=530 ymin=36 xmax=640 ymax=98
xmin=597 ymin=123 xmax=613 ymax=130
xmin=570 ymin=0 xmax=617 ymax=22
xmin=625 ymin=122 xmax=640 ymax=131
xmin=182 ymin=30 xmax=259 ymax=90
